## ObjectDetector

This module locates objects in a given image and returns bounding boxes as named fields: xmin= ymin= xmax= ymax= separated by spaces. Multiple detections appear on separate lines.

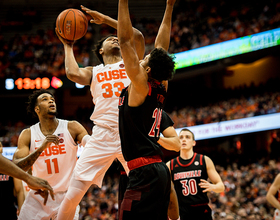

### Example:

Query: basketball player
xmin=167 ymin=128 xmax=225 ymax=220
xmin=0 ymin=142 xmax=25 ymax=219
xmin=117 ymin=111 xmax=180 ymax=220
xmin=13 ymin=89 xmax=89 ymax=220
xmin=117 ymin=0 xmax=178 ymax=218
xmin=55 ymin=6 xmax=146 ymax=220
xmin=266 ymin=173 xmax=280 ymax=220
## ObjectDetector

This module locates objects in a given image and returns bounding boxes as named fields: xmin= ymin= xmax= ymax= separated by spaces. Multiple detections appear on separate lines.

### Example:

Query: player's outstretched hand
xmin=198 ymin=179 xmax=215 ymax=193
xmin=81 ymin=5 xmax=105 ymax=25
xmin=35 ymin=189 xmax=53 ymax=205
xmin=26 ymin=175 xmax=55 ymax=205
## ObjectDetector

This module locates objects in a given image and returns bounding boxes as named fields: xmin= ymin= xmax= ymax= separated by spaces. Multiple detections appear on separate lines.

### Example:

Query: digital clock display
xmin=15 ymin=77 xmax=50 ymax=90
xmin=5 ymin=77 xmax=63 ymax=90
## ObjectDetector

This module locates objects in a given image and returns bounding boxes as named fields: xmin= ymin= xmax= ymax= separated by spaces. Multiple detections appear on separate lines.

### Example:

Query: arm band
xmin=81 ymin=134 xmax=90 ymax=147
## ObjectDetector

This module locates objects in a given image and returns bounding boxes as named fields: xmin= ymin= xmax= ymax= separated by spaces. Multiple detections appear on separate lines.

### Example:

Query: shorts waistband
xmin=127 ymin=155 xmax=162 ymax=171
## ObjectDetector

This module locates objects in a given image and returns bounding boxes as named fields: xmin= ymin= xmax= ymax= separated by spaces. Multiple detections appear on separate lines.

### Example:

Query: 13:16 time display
xmin=15 ymin=77 xmax=50 ymax=90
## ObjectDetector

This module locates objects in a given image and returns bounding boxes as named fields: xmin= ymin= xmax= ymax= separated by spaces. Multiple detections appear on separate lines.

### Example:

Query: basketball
xmin=56 ymin=8 xmax=88 ymax=41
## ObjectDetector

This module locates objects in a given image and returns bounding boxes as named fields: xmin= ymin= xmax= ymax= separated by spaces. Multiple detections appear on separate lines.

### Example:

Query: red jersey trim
xmin=127 ymin=155 xmax=162 ymax=171
xmin=148 ymin=82 xmax=152 ymax=96
xmin=200 ymin=154 xmax=203 ymax=165
xmin=176 ymin=153 xmax=197 ymax=167
xmin=120 ymin=171 xmax=127 ymax=175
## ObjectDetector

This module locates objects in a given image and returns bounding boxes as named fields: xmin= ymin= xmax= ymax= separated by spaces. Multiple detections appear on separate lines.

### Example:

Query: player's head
xmin=93 ymin=35 xmax=119 ymax=64
xmin=142 ymin=48 xmax=175 ymax=82
xmin=179 ymin=128 xmax=196 ymax=150
xmin=27 ymin=89 xmax=57 ymax=118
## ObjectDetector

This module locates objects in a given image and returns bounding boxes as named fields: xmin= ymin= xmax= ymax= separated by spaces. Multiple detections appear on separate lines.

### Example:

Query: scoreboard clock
xmin=5 ymin=77 xmax=63 ymax=90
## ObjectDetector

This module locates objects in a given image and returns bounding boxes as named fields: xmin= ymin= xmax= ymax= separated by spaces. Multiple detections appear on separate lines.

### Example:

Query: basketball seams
xmin=63 ymin=10 xmax=72 ymax=40
xmin=56 ymin=8 xmax=87 ymax=41
xmin=72 ymin=9 xmax=76 ymax=41
xmin=77 ymin=10 xmax=88 ymax=37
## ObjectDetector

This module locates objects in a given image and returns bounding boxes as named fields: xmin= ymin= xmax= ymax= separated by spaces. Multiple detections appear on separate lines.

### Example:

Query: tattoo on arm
xmin=15 ymin=150 xmax=43 ymax=171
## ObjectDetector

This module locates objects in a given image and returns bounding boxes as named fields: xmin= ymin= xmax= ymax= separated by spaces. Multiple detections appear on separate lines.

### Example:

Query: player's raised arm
xmin=154 ymin=0 xmax=176 ymax=51
xmin=117 ymin=0 xmax=149 ymax=98
xmin=55 ymin=31 xmax=93 ymax=86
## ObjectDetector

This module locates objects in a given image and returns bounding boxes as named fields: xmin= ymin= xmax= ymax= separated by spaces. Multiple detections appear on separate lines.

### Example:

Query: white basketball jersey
xmin=90 ymin=60 xmax=131 ymax=127
xmin=30 ymin=119 xmax=78 ymax=192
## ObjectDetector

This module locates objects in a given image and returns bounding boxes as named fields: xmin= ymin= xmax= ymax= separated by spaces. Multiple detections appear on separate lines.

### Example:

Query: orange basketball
xmin=56 ymin=8 xmax=88 ymax=41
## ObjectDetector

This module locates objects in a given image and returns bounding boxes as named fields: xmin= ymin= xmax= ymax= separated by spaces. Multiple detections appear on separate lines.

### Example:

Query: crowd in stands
xmin=0 ymin=0 xmax=280 ymax=80
xmin=0 ymin=28 xmax=94 ymax=79
xmin=168 ymin=79 xmax=280 ymax=128
xmin=1 ymin=0 xmax=280 ymax=219
xmin=100 ymin=0 xmax=280 ymax=54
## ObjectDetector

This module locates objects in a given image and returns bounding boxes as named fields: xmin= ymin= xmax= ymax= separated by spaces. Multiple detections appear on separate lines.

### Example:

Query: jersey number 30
xmin=180 ymin=179 xmax=198 ymax=196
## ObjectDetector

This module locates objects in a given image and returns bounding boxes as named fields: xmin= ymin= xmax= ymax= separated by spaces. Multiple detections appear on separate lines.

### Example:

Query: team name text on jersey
xmin=97 ymin=69 xmax=127 ymax=83
xmin=35 ymin=144 xmax=66 ymax=157
xmin=174 ymin=170 xmax=202 ymax=180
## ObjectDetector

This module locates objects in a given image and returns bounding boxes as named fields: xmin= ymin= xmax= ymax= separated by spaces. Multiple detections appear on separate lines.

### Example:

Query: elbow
xmin=65 ymin=69 xmax=81 ymax=83
xmin=119 ymin=38 xmax=131 ymax=48
xmin=218 ymin=183 xmax=225 ymax=193
xmin=134 ymin=31 xmax=144 ymax=43
xmin=175 ymin=140 xmax=181 ymax=152
xmin=221 ymin=184 xmax=225 ymax=192
xmin=65 ymin=69 xmax=77 ymax=80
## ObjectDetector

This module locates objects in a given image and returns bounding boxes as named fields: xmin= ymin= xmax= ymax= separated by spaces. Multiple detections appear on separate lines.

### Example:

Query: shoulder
xmin=19 ymin=128 xmax=31 ymax=137
xmin=67 ymin=120 xmax=83 ymax=129
xmin=204 ymin=155 xmax=215 ymax=168
xmin=92 ymin=64 xmax=104 ymax=72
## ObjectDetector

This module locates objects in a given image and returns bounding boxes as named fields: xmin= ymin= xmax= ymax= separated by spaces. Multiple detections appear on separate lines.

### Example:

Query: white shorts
xmin=19 ymin=190 xmax=80 ymax=220
xmin=74 ymin=125 xmax=129 ymax=187
xmin=274 ymin=209 xmax=280 ymax=220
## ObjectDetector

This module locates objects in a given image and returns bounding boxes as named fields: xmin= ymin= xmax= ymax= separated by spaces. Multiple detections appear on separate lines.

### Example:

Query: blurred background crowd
xmin=1 ymin=0 xmax=280 ymax=219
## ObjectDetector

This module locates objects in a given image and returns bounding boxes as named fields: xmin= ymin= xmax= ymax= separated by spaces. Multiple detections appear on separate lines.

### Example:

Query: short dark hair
xmin=93 ymin=35 xmax=117 ymax=64
xmin=179 ymin=128 xmax=195 ymax=140
xmin=27 ymin=89 xmax=54 ymax=118
xmin=148 ymin=48 xmax=175 ymax=82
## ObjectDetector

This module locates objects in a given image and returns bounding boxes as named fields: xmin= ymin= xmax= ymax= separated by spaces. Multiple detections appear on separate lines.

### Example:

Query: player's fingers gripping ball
xmin=56 ymin=8 xmax=88 ymax=41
